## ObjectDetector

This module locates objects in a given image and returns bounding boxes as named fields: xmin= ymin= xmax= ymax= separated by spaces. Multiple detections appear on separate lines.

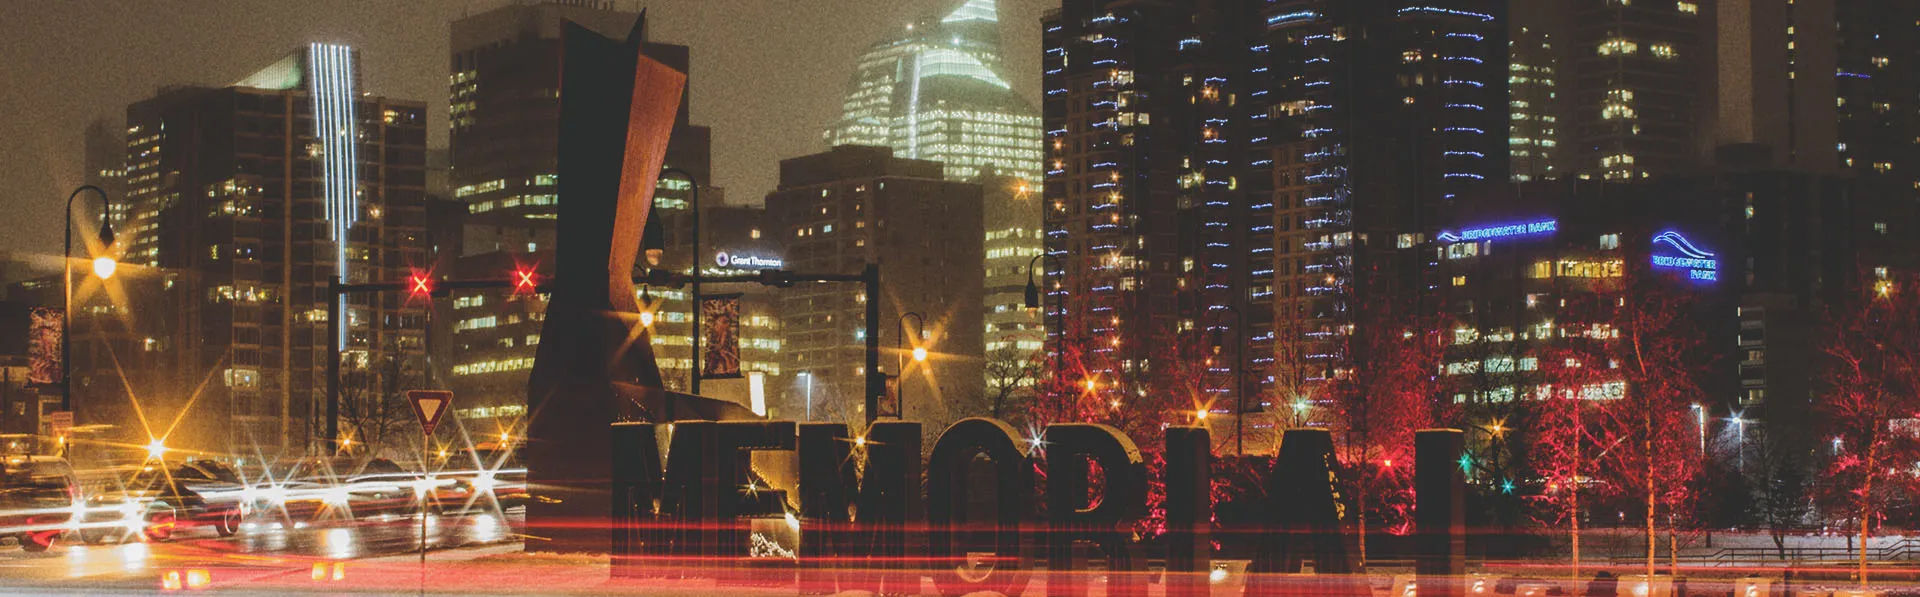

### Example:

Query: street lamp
xmin=895 ymin=312 xmax=927 ymax=420
xmin=1023 ymin=253 xmax=1063 ymax=374
xmin=64 ymin=185 xmax=119 ymax=413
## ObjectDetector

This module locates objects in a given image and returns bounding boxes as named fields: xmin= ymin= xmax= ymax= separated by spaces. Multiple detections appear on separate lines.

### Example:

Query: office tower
xmin=827 ymin=0 xmax=1043 ymax=375
xmin=1568 ymin=0 xmax=1715 ymax=180
xmin=112 ymin=44 xmax=429 ymax=454
xmin=824 ymin=0 xmax=1043 ymax=184
xmin=443 ymin=2 xmax=750 ymax=421
xmin=765 ymin=145 xmax=983 ymax=429
xmin=981 ymin=168 xmax=1042 ymax=360
xmin=450 ymin=0 xmax=708 ymax=244
xmin=1510 ymin=22 xmax=1560 ymax=182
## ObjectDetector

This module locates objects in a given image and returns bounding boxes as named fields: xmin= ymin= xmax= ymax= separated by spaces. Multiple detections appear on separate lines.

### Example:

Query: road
xmin=0 ymin=508 xmax=521 ymax=593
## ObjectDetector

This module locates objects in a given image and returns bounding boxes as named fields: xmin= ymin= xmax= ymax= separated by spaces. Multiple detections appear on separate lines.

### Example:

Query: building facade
xmin=825 ymin=0 xmax=1044 ymax=373
xmin=1041 ymin=0 xmax=1510 ymax=440
xmin=824 ymin=0 xmax=1043 ymax=184
xmin=110 ymin=44 xmax=429 ymax=455
xmin=765 ymin=146 xmax=984 ymax=432
xmin=1567 ymin=0 xmax=1715 ymax=179
xmin=442 ymin=2 xmax=754 ymax=422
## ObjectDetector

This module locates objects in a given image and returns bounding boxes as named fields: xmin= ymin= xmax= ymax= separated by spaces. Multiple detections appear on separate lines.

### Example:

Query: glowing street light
xmin=63 ymin=185 xmax=120 ymax=413
xmin=92 ymin=256 xmax=117 ymax=280
xmin=145 ymin=438 xmax=167 ymax=460
xmin=638 ymin=309 xmax=655 ymax=328
xmin=895 ymin=312 xmax=928 ymax=420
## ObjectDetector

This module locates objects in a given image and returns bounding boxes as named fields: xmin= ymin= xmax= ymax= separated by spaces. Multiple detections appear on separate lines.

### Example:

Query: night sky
xmin=0 ymin=0 xmax=1047 ymax=258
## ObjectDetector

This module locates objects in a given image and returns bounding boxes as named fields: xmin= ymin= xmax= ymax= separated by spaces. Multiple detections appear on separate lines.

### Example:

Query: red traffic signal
xmin=408 ymin=273 xmax=433 ymax=297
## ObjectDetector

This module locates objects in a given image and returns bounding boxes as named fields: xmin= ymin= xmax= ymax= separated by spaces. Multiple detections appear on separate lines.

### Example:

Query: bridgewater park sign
xmin=606 ymin=418 xmax=1471 ymax=597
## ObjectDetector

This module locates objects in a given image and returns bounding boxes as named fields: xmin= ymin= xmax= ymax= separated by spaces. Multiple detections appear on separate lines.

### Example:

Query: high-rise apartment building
xmin=765 ymin=145 xmax=983 ymax=431
xmin=1042 ymin=0 xmax=1509 ymax=435
xmin=443 ymin=2 xmax=755 ymax=420
xmin=1262 ymin=1 xmax=1512 ymax=405
xmin=111 ymin=44 xmax=429 ymax=454
xmin=1041 ymin=0 xmax=1268 ymax=420
xmin=826 ymin=0 xmax=1043 ymax=372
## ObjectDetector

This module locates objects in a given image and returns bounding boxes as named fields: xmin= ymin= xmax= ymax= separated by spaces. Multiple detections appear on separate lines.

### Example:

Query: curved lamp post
xmin=895 ymin=312 xmax=926 ymax=420
xmin=1023 ymin=253 xmax=1063 ymax=375
xmin=64 ymin=185 xmax=119 ymax=413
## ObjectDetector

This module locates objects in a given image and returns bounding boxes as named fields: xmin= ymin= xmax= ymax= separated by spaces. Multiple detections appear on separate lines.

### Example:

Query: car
xmin=0 ymin=456 xmax=79 ymax=552
xmin=80 ymin=462 xmax=249 ymax=544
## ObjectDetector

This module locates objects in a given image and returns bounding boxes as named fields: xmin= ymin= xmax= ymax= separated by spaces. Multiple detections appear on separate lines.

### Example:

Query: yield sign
xmin=407 ymin=390 xmax=454 ymax=436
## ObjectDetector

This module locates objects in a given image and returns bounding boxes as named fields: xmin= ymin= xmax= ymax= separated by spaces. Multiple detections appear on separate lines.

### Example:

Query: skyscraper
xmin=113 ymin=44 xmax=428 ymax=454
xmin=443 ymin=2 xmax=760 ymax=420
xmin=1262 ymin=1 xmax=1512 ymax=408
xmin=826 ymin=0 xmax=1043 ymax=372
xmin=824 ymin=0 xmax=1042 ymax=184
xmin=1510 ymin=21 xmax=1561 ymax=182
xmin=1568 ymin=0 xmax=1715 ymax=180
xmin=1042 ymin=0 xmax=1510 ymax=440
xmin=1041 ymin=0 xmax=1268 ymax=425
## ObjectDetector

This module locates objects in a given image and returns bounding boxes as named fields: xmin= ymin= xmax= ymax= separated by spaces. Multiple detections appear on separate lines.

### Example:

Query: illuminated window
xmin=1529 ymin=262 xmax=1552 ymax=279
xmin=1650 ymin=43 xmax=1676 ymax=59
xmin=1599 ymin=234 xmax=1620 ymax=250
xmin=1598 ymin=38 xmax=1638 ymax=56
xmin=1677 ymin=1 xmax=1697 ymax=14
xmin=1452 ymin=275 xmax=1468 ymax=287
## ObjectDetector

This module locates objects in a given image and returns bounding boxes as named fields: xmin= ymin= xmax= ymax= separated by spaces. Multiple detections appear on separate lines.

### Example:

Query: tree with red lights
xmin=1324 ymin=300 xmax=1446 ymax=567
xmin=1528 ymin=308 xmax=1617 ymax=582
xmin=1817 ymin=272 xmax=1920 ymax=588
xmin=1596 ymin=262 xmax=1709 ymax=579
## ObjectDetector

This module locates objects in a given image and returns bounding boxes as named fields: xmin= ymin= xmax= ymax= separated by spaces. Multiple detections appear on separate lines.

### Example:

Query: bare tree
xmin=983 ymin=347 xmax=1042 ymax=421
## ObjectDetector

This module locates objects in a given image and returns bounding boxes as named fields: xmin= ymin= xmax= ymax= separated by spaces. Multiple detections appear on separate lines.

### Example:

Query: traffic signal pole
xmin=326 ymin=276 xmax=341 ymax=449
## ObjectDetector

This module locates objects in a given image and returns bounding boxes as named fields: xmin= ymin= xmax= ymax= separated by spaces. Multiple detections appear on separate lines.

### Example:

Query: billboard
xmin=27 ymin=307 xmax=62 ymax=386
xmin=699 ymin=294 xmax=743 ymax=379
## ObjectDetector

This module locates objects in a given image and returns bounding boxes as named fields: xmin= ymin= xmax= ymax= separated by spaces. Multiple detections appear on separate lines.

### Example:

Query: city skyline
xmin=0 ymin=0 xmax=1053 ymax=258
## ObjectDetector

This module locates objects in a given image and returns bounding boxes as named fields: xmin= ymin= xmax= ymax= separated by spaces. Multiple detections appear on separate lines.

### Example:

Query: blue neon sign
xmin=1437 ymin=218 xmax=1558 ymax=243
xmin=1650 ymin=231 xmax=1718 ymax=281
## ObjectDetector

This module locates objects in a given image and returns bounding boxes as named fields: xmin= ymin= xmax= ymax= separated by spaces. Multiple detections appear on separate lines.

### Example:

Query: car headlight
xmin=323 ymin=486 xmax=350 ymax=504
xmin=472 ymin=472 xmax=496 ymax=494
xmin=263 ymin=486 xmax=287 ymax=506
xmin=117 ymin=501 xmax=143 ymax=518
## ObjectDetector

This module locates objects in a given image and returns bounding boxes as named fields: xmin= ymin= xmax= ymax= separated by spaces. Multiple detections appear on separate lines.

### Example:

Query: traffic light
xmin=408 ymin=272 xmax=433 ymax=298
xmin=513 ymin=268 xmax=538 ymax=293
